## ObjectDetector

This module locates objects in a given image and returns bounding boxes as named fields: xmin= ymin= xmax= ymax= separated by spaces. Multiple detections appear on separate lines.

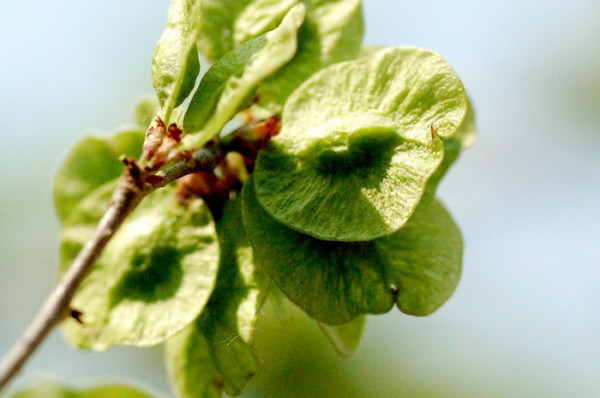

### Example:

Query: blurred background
xmin=1 ymin=1 xmax=599 ymax=397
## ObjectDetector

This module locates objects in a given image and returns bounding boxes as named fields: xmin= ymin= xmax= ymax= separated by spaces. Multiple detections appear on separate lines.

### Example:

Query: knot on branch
xmin=121 ymin=156 xmax=146 ymax=191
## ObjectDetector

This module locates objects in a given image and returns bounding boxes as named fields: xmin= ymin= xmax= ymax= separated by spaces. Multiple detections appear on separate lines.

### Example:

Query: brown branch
xmin=0 ymin=148 xmax=219 ymax=392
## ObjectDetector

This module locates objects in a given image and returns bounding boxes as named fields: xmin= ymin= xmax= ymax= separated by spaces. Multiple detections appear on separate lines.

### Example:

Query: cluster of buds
xmin=219 ymin=116 xmax=280 ymax=172
xmin=141 ymin=117 xmax=187 ymax=171
xmin=176 ymin=116 xmax=280 ymax=219
xmin=120 ymin=117 xmax=190 ymax=190
xmin=176 ymin=152 xmax=245 ymax=219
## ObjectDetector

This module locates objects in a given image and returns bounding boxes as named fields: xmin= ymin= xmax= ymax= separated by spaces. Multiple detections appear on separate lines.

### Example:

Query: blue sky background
xmin=1 ymin=1 xmax=599 ymax=397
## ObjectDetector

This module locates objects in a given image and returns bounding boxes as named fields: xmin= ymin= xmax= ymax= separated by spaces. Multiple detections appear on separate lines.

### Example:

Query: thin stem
xmin=0 ymin=178 xmax=144 ymax=391
xmin=0 ymin=148 xmax=218 ymax=392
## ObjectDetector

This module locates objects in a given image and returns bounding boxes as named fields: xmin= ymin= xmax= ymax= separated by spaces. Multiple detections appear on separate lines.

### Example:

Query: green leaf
xmin=256 ymin=0 xmax=364 ymax=110
xmin=53 ymin=130 xmax=144 ymax=223
xmin=196 ymin=0 xmax=303 ymax=63
xmin=151 ymin=0 xmax=202 ymax=122
xmin=317 ymin=315 xmax=365 ymax=357
xmin=181 ymin=4 xmax=306 ymax=150
xmin=166 ymin=198 xmax=262 ymax=398
xmin=196 ymin=0 xmax=253 ymax=62
xmin=234 ymin=0 xmax=300 ymax=46
xmin=254 ymin=47 xmax=467 ymax=241
xmin=196 ymin=0 xmax=363 ymax=111
xmin=11 ymin=381 xmax=152 ymax=398
xmin=243 ymin=177 xmax=462 ymax=323
xmin=242 ymin=177 xmax=393 ymax=324
xmin=377 ymin=199 xmax=463 ymax=316
xmin=60 ymin=183 xmax=219 ymax=350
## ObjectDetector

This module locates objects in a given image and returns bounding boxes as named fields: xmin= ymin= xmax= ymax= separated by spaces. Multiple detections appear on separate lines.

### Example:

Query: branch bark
xmin=0 ymin=148 xmax=218 ymax=392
